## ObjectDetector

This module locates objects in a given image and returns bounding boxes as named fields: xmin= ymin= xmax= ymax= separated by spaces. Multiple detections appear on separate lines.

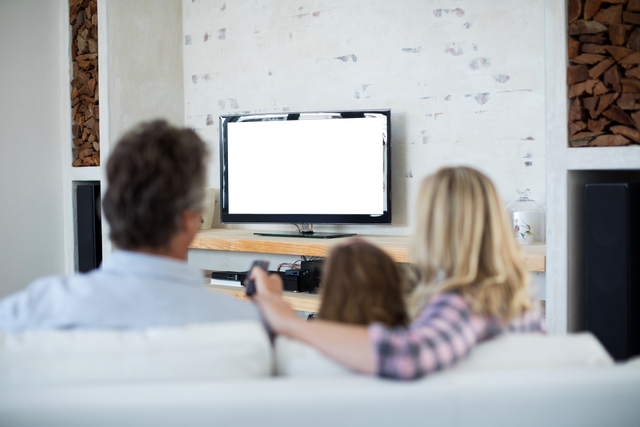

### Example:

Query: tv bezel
xmin=218 ymin=109 xmax=391 ymax=225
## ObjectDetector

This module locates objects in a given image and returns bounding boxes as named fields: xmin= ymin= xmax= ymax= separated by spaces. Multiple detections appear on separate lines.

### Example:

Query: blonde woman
xmin=250 ymin=166 xmax=545 ymax=380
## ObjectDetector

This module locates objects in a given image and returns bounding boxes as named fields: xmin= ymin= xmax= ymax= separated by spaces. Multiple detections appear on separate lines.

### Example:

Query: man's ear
xmin=183 ymin=210 xmax=203 ymax=234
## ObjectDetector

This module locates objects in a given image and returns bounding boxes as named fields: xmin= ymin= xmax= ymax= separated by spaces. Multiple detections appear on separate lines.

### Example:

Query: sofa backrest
xmin=275 ymin=332 xmax=614 ymax=377
xmin=456 ymin=332 xmax=614 ymax=370
xmin=275 ymin=334 xmax=354 ymax=377
xmin=0 ymin=321 xmax=272 ymax=387
xmin=0 ymin=325 xmax=617 ymax=388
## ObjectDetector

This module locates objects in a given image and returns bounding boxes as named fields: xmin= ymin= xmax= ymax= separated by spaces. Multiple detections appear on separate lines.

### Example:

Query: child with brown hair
xmin=317 ymin=238 xmax=408 ymax=327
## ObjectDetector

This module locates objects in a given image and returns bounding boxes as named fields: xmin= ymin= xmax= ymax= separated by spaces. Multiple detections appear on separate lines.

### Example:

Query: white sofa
xmin=1 ymin=321 xmax=639 ymax=427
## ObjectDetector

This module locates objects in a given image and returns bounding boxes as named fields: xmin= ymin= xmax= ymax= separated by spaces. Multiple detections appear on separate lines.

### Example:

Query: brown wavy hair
xmin=318 ymin=239 xmax=408 ymax=327
xmin=410 ymin=166 xmax=533 ymax=321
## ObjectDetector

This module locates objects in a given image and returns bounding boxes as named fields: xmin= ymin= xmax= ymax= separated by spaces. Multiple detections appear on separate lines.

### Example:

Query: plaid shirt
xmin=369 ymin=292 xmax=545 ymax=380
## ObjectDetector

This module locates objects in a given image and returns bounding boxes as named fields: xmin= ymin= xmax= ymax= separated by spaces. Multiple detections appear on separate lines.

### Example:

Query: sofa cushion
xmin=0 ymin=321 xmax=272 ymax=387
xmin=275 ymin=336 xmax=355 ymax=377
xmin=624 ymin=355 xmax=640 ymax=369
xmin=455 ymin=332 xmax=614 ymax=371
xmin=275 ymin=332 xmax=613 ymax=377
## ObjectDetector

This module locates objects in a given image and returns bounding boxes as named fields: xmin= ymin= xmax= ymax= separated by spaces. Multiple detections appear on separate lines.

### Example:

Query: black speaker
xmin=585 ymin=183 xmax=640 ymax=361
xmin=77 ymin=183 xmax=102 ymax=273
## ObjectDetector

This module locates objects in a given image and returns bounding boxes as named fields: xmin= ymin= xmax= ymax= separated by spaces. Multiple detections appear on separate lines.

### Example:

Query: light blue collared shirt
xmin=0 ymin=250 xmax=259 ymax=331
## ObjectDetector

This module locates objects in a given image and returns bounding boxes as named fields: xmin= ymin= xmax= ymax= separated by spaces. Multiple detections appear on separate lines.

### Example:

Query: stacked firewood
xmin=569 ymin=0 xmax=640 ymax=147
xmin=70 ymin=0 xmax=100 ymax=166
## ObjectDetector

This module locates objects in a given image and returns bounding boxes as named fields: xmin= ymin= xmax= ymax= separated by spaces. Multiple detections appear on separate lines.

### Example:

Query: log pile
xmin=70 ymin=0 xmax=100 ymax=166
xmin=569 ymin=0 xmax=640 ymax=147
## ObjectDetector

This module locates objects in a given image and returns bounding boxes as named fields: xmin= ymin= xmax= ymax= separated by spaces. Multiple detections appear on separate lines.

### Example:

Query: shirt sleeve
xmin=0 ymin=277 xmax=59 ymax=331
xmin=506 ymin=308 xmax=547 ymax=334
xmin=368 ymin=293 xmax=485 ymax=380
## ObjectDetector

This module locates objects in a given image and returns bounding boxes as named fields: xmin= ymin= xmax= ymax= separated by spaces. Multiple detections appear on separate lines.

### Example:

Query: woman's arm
xmin=284 ymin=310 xmax=375 ymax=374
xmin=250 ymin=267 xmax=376 ymax=374
xmin=250 ymin=268 xmax=486 ymax=380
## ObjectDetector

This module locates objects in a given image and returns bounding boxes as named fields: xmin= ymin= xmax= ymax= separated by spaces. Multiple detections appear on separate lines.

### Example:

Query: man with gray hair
xmin=0 ymin=120 xmax=258 ymax=330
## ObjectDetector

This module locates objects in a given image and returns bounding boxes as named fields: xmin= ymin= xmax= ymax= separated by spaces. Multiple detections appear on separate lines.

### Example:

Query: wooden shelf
xmin=191 ymin=229 xmax=546 ymax=272
xmin=208 ymin=284 xmax=321 ymax=312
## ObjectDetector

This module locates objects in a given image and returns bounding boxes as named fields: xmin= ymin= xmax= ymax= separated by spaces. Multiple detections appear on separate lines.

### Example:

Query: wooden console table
xmin=208 ymin=283 xmax=321 ymax=312
xmin=197 ymin=229 xmax=546 ymax=312
xmin=191 ymin=228 xmax=546 ymax=271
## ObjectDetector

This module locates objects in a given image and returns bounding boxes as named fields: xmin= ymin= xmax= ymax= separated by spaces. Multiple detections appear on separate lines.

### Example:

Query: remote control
xmin=245 ymin=260 xmax=269 ymax=296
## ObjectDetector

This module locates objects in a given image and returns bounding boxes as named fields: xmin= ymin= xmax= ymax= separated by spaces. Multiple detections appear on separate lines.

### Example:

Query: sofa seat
xmin=1 ymin=365 xmax=639 ymax=427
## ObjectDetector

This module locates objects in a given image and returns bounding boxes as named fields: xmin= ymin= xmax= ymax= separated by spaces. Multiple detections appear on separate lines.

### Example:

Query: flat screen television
xmin=219 ymin=109 xmax=391 ymax=238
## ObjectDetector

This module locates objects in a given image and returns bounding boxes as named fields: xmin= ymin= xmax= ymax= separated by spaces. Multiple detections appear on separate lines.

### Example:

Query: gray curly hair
xmin=103 ymin=120 xmax=209 ymax=250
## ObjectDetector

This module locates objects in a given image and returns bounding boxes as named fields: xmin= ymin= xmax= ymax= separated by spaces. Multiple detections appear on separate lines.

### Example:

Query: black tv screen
xmin=219 ymin=109 xmax=391 ymax=225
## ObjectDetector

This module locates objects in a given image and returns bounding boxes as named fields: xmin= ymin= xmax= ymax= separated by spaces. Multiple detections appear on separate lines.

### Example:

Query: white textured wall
xmin=183 ymin=0 xmax=546 ymax=236
xmin=183 ymin=0 xmax=547 ymax=292
xmin=107 ymin=0 xmax=185 ymax=144
xmin=0 ymin=1 xmax=66 ymax=297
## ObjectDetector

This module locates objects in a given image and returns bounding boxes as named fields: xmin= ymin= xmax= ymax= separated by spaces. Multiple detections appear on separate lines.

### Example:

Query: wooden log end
xmin=584 ymin=0 xmax=604 ymax=21
xmin=569 ymin=121 xmax=588 ymax=136
xmin=568 ymin=64 xmax=591 ymax=84
xmin=594 ymin=4 xmax=623 ymax=25
xmin=611 ymin=125 xmax=640 ymax=142
xmin=587 ymin=117 xmax=611 ymax=132
xmin=589 ymin=134 xmax=631 ymax=146
xmin=568 ymin=0 xmax=583 ymax=24
xmin=602 ymin=105 xmax=636 ymax=126
xmin=569 ymin=19 xmax=608 ymax=36
xmin=571 ymin=53 xmax=606 ymax=65
xmin=569 ymin=37 xmax=581 ymax=60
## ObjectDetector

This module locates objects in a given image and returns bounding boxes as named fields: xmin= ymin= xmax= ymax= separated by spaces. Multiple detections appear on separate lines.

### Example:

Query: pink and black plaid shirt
xmin=369 ymin=292 xmax=545 ymax=380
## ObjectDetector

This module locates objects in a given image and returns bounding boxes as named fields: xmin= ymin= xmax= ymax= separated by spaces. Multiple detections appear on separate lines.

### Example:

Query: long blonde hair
xmin=409 ymin=166 xmax=533 ymax=321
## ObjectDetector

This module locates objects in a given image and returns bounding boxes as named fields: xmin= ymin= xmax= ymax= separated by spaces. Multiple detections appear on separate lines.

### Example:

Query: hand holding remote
xmin=247 ymin=264 xmax=298 ymax=337
xmin=245 ymin=260 xmax=270 ymax=296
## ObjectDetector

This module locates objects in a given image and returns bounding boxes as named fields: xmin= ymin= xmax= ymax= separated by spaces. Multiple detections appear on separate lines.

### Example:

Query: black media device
xmin=244 ymin=260 xmax=270 ymax=296
xmin=211 ymin=271 xmax=246 ymax=282
xmin=585 ymin=183 xmax=640 ymax=361
xmin=299 ymin=261 xmax=323 ymax=293
xmin=219 ymin=109 xmax=391 ymax=238
xmin=281 ymin=273 xmax=301 ymax=292
xmin=283 ymin=261 xmax=323 ymax=293
xmin=212 ymin=270 xmax=301 ymax=292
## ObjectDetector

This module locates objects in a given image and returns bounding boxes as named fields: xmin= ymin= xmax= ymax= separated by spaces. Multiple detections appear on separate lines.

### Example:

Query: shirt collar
xmin=100 ymin=250 xmax=205 ymax=287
